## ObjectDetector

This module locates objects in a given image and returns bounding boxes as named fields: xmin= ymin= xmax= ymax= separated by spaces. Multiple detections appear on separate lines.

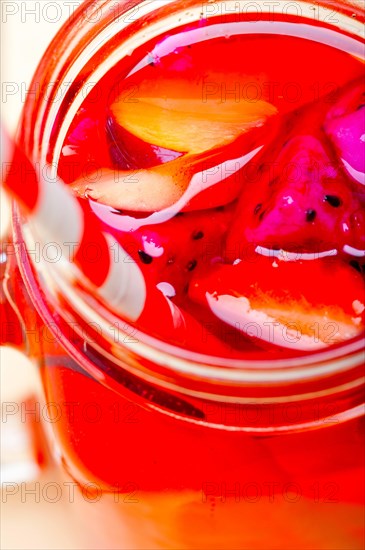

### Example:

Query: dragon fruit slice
xmin=324 ymin=78 xmax=365 ymax=186
xmin=109 ymin=205 xmax=233 ymax=300
xmin=225 ymin=134 xmax=365 ymax=261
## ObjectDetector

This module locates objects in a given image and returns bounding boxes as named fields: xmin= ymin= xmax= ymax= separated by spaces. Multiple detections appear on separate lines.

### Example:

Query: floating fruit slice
xmin=188 ymin=258 xmax=365 ymax=350
xmin=71 ymin=163 xmax=185 ymax=212
xmin=109 ymin=205 xmax=234 ymax=299
xmin=109 ymin=28 xmax=364 ymax=155
xmin=111 ymin=93 xmax=276 ymax=154
xmin=225 ymin=134 xmax=365 ymax=260
xmin=71 ymin=123 xmax=270 ymax=212
xmin=324 ymin=78 xmax=365 ymax=186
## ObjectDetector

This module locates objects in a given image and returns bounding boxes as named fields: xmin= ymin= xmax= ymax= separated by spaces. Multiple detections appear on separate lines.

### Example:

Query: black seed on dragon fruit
xmin=305 ymin=209 xmax=317 ymax=222
xmin=349 ymin=260 xmax=365 ymax=274
xmin=186 ymin=260 xmax=198 ymax=272
xmin=324 ymin=195 xmax=342 ymax=208
xmin=138 ymin=250 xmax=154 ymax=264
xmin=225 ymin=134 xmax=365 ymax=261
xmin=258 ymin=210 xmax=267 ymax=222
xmin=192 ymin=230 xmax=204 ymax=240
xmin=254 ymin=203 xmax=263 ymax=216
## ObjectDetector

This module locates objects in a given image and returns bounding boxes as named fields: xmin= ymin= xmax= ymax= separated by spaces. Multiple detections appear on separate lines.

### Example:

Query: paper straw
xmin=1 ymin=126 xmax=158 ymax=322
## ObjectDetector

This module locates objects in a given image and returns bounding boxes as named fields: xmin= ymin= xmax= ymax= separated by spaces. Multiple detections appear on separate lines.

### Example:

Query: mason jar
xmin=4 ymin=0 xmax=365 ymax=548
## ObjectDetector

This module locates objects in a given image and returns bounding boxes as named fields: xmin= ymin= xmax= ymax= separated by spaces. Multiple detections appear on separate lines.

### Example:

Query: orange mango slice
xmin=111 ymin=90 xmax=276 ymax=154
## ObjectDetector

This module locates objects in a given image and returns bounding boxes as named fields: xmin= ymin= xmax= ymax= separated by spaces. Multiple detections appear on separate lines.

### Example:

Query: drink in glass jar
xmin=7 ymin=0 xmax=365 ymax=548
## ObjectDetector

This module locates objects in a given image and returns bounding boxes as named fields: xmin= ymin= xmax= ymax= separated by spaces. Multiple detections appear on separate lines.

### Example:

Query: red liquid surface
xmin=57 ymin=17 xmax=365 ymax=359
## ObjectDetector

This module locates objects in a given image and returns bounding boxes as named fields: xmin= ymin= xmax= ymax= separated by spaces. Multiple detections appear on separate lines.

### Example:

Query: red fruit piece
xmin=111 ymin=206 xmax=233 ymax=300
xmin=324 ymin=78 xmax=365 ymax=186
xmin=188 ymin=258 xmax=365 ymax=351
xmin=225 ymin=134 xmax=365 ymax=260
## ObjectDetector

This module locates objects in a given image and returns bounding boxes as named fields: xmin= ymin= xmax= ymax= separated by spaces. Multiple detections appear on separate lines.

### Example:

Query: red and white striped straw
xmin=1 ymin=125 xmax=151 ymax=322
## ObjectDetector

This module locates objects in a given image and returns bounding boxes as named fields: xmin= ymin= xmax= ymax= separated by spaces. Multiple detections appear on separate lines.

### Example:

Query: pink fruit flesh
xmin=324 ymin=80 xmax=365 ymax=185
xmin=225 ymin=133 xmax=365 ymax=260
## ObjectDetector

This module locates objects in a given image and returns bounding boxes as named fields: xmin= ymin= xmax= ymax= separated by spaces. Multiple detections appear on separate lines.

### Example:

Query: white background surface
xmin=1 ymin=0 xmax=84 ymax=131
xmin=1 ymin=2 xmax=86 ymax=548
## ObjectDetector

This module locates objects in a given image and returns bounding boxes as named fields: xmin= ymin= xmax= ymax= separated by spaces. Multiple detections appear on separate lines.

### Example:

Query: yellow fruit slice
xmin=111 ymin=94 xmax=276 ymax=154
xmin=71 ymin=164 xmax=185 ymax=212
